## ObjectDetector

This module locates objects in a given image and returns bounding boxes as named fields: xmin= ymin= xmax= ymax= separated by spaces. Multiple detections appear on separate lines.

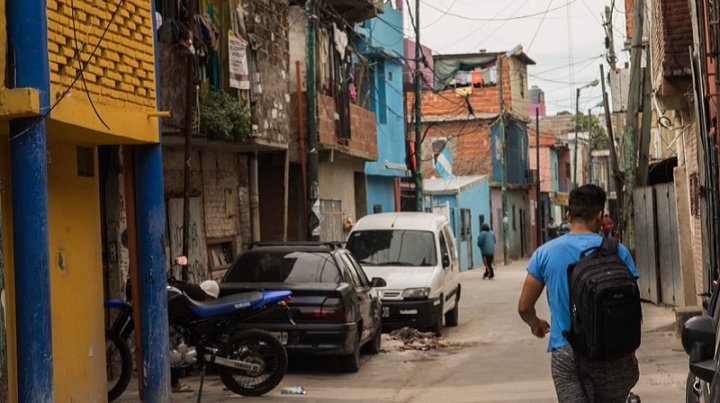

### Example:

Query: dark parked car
xmin=683 ymin=283 xmax=720 ymax=402
xmin=220 ymin=242 xmax=386 ymax=372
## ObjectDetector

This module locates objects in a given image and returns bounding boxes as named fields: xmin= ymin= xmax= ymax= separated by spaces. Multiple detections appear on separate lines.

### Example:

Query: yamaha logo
xmin=234 ymin=302 xmax=251 ymax=309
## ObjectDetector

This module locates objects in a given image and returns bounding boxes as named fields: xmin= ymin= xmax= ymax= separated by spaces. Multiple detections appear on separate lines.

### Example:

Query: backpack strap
xmin=600 ymin=237 xmax=619 ymax=256
xmin=578 ymin=237 xmax=619 ymax=260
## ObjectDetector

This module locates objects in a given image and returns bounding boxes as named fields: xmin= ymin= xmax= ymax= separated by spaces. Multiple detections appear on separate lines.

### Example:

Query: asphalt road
xmin=118 ymin=258 xmax=688 ymax=402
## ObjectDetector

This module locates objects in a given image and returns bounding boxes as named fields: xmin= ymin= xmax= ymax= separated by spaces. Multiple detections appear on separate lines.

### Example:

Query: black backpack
xmin=563 ymin=238 xmax=642 ymax=361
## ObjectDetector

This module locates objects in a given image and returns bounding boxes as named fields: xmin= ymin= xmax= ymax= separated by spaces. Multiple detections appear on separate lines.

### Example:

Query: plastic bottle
xmin=281 ymin=386 xmax=307 ymax=395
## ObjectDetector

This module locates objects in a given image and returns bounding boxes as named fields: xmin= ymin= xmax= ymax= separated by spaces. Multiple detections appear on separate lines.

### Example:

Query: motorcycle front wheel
xmin=218 ymin=329 xmax=288 ymax=396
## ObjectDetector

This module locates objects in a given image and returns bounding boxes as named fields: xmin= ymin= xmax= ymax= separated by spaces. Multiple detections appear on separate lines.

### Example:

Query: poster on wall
xmin=228 ymin=31 xmax=250 ymax=90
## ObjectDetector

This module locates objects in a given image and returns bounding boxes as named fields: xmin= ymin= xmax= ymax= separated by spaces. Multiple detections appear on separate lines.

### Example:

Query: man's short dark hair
xmin=568 ymin=184 xmax=606 ymax=220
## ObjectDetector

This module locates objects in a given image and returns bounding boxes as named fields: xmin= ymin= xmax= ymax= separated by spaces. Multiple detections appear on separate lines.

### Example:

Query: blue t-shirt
xmin=526 ymin=232 xmax=639 ymax=352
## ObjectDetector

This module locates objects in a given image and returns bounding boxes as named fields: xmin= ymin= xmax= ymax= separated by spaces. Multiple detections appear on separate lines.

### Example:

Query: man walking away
xmin=517 ymin=184 xmax=640 ymax=402
xmin=477 ymin=223 xmax=496 ymax=279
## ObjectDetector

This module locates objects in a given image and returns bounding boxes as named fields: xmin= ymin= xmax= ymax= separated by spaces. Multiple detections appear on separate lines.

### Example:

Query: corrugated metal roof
xmin=424 ymin=175 xmax=488 ymax=194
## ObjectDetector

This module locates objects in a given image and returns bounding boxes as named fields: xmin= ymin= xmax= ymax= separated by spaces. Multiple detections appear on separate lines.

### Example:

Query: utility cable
xmin=420 ymin=0 xmax=578 ymax=22
xmin=70 ymin=0 xmax=110 ymax=129
xmin=527 ymin=0 xmax=554 ymax=53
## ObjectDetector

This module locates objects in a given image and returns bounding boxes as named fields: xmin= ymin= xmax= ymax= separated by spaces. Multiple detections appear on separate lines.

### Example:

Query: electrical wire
xmin=463 ymin=0 xmax=531 ymax=53
xmin=527 ymin=0 xmax=554 ymax=53
xmin=420 ymin=0 xmax=579 ymax=22
xmin=70 ymin=0 xmax=110 ymax=129
xmin=420 ymin=0 xmax=458 ymax=29
xmin=10 ymin=0 xmax=127 ymax=141
xmin=434 ymin=0 xmax=522 ymax=53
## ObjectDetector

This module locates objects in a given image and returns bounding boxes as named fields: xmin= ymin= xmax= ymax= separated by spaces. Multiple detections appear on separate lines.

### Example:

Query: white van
xmin=346 ymin=212 xmax=461 ymax=335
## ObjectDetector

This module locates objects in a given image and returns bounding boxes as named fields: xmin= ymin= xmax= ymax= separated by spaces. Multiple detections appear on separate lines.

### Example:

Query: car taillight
xmin=315 ymin=297 xmax=345 ymax=320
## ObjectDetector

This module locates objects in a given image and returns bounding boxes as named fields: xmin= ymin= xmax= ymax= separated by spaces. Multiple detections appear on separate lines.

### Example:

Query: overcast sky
xmin=401 ymin=0 xmax=629 ymax=116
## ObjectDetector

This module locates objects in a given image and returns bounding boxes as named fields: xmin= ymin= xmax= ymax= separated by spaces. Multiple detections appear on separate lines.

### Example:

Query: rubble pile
xmin=381 ymin=327 xmax=453 ymax=352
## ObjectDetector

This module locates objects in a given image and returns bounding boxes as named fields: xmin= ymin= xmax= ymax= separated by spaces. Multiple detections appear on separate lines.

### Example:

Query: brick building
xmin=529 ymin=129 xmax=563 ymax=246
xmin=411 ymin=49 xmax=535 ymax=262
xmin=629 ymin=0 xmax=700 ymax=307
xmin=288 ymin=1 xmax=382 ymax=241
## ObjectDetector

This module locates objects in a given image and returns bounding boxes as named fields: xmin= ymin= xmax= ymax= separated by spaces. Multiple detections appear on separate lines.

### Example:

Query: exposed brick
xmin=47 ymin=0 xmax=156 ymax=110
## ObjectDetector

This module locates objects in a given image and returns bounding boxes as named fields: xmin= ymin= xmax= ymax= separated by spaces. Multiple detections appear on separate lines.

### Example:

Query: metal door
xmin=633 ymin=188 xmax=659 ymax=303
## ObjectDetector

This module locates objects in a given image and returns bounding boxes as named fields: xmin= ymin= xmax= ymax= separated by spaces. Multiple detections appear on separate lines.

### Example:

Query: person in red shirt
xmin=602 ymin=214 xmax=614 ymax=238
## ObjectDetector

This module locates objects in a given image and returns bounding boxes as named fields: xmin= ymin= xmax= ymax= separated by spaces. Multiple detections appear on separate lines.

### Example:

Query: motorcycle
xmin=105 ymin=282 xmax=294 ymax=401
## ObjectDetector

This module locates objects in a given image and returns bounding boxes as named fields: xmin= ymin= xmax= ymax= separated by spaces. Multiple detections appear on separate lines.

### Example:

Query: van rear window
xmin=347 ymin=230 xmax=437 ymax=267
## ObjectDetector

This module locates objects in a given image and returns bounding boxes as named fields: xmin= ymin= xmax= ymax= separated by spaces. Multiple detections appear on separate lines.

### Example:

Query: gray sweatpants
xmin=551 ymin=346 xmax=639 ymax=403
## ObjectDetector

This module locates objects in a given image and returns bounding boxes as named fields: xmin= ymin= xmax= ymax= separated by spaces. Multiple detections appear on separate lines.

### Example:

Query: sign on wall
xmin=555 ymin=192 xmax=569 ymax=206
xmin=229 ymin=32 xmax=250 ymax=90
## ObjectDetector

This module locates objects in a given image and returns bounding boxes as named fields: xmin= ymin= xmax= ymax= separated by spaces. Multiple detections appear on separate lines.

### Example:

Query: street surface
xmin=119 ymin=259 xmax=688 ymax=402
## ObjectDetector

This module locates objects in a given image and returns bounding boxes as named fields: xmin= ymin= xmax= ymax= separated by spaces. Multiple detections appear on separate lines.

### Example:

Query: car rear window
xmin=224 ymin=251 xmax=341 ymax=283
xmin=347 ymin=230 xmax=437 ymax=267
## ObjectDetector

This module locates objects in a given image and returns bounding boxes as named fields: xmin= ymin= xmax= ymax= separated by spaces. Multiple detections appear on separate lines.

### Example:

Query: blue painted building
xmin=356 ymin=2 xmax=407 ymax=215
xmin=424 ymin=176 xmax=491 ymax=271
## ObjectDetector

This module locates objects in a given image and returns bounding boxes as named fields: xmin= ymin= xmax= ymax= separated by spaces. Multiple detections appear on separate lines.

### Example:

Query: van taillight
xmin=315 ymin=297 xmax=344 ymax=319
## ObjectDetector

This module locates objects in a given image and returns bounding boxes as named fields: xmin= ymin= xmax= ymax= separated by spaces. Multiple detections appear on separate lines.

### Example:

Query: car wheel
xmin=340 ymin=330 xmax=361 ymax=373
xmin=428 ymin=300 xmax=443 ymax=336
xmin=362 ymin=325 xmax=382 ymax=355
xmin=445 ymin=295 xmax=459 ymax=327
xmin=686 ymin=372 xmax=701 ymax=403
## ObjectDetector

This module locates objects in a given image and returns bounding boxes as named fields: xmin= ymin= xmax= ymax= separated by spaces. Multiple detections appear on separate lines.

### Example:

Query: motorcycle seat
xmin=185 ymin=291 xmax=264 ymax=319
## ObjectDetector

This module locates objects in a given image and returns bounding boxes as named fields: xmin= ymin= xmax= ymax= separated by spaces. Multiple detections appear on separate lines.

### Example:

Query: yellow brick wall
xmin=46 ymin=0 xmax=156 ymax=111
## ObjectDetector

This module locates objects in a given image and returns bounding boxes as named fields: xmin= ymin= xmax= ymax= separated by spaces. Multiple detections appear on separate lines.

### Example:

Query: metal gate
xmin=633 ymin=185 xmax=682 ymax=305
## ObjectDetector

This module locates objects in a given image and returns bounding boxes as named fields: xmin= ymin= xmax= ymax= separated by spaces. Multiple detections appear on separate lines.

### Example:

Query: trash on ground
xmin=281 ymin=386 xmax=307 ymax=395
xmin=381 ymin=327 xmax=453 ymax=352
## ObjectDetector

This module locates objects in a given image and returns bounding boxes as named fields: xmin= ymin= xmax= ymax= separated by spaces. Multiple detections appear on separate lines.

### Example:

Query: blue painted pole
xmin=135 ymin=1 xmax=170 ymax=400
xmin=6 ymin=0 xmax=54 ymax=401
xmin=134 ymin=145 xmax=170 ymax=401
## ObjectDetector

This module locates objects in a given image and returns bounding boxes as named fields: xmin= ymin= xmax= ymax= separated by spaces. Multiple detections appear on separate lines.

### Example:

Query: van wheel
xmin=429 ymin=300 xmax=443 ymax=336
xmin=445 ymin=296 xmax=459 ymax=327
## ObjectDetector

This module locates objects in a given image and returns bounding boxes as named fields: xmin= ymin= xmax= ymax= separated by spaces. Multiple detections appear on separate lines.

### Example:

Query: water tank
xmin=529 ymin=85 xmax=544 ymax=104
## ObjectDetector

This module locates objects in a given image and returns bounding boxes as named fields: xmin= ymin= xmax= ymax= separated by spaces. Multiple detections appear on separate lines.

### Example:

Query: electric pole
xmin=414 ymin=0 xmax=423 ymax=212
xmin=603 ymin=5 xmax=618 ymax=70
xmin=498 ymin=55 xmax=509 ymax=265
xmin=623 ymin=0 xmax=645 ymax=251
xmin=573 ymin=87 xmax=581 ymax=188
xmin=306 ymin=0 xmax=320 ymax=240
xmin=637 ymin=59 xmax=652 ymax=187
xmin=600 ymin=64 xmax=624 ymax=233
xmin=535 ymin=108 xmax=542 ymax=248
xmin=181 ymin=0 xmax=197 ymax=281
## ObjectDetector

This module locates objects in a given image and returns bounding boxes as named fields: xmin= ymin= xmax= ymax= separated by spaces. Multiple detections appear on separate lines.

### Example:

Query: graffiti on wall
xmin=167 ymin=198 xmax=209 ymax=283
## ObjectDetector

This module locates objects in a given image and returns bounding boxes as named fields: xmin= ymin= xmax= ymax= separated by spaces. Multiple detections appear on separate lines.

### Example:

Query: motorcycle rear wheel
xmin=218 ymin=329 xmax=288 ymax=396
xmin=106 ymin=333 xmax=133 ymax=402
